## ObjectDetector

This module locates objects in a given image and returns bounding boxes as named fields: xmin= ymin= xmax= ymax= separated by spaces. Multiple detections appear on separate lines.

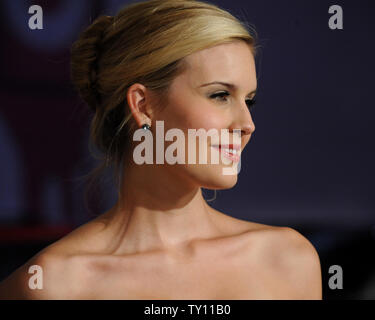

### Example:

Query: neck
xmin=100 ymin=161 xmax=222 ymax=255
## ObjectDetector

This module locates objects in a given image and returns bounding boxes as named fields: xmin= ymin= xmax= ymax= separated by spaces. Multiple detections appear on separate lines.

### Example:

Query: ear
xmin=126 ymin=83 xmax=152 ymax=128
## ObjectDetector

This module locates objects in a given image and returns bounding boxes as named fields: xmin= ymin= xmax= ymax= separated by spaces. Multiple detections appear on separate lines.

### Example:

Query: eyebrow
xmin=199 ymin=81 xmax=257 ymax=97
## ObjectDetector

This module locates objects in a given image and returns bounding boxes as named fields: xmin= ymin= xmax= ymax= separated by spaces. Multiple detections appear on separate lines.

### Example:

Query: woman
xmin=0 ymin=0 xmax=322 ymax=299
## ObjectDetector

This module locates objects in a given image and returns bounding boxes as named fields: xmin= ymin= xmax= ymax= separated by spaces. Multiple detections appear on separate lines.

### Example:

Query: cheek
xmin=185 ymin=108 xmax=227 ymax=132
xmin=158 ymin=95 xmax=232 ymax=165
xmin=161 ymin=81 xmax=229 ymax=131
xmin=168 ymin=99 xmax=228 ymax=132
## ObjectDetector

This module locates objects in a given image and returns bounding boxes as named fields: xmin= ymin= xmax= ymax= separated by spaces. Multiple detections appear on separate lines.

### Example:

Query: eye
xmin=210 ymin=91 xmax=257 ymax=111
xmin=210 ymin=91 xmax=230 ymax=102
xmin=246 ymin=98 xmax=257 ymax=111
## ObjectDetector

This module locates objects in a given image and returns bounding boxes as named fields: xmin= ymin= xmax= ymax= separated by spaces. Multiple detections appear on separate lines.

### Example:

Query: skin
xmin=0 ymin=40 xmax=322 ymax=300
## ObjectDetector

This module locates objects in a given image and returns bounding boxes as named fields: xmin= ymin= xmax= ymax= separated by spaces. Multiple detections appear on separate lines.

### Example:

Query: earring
xmin=142 ymin=124 xmax=151 ymax=130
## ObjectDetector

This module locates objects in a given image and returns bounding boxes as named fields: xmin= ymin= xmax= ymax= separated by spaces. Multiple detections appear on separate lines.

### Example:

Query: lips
xmin=210 ymin=144 xmax=241 ymax=162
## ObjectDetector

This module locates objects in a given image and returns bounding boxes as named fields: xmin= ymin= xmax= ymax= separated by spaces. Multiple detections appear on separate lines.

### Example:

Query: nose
xmin=230 ymin=105 xmax=255 ymax=137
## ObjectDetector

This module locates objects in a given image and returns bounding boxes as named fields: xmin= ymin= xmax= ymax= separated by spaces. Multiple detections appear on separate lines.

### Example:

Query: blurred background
xmin=0 ymin=0 xmax=374 ymax=299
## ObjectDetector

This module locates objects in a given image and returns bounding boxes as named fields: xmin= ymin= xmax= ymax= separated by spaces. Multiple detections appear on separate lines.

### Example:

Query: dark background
xmin=0 ymin=0 xmax=374 ymax=299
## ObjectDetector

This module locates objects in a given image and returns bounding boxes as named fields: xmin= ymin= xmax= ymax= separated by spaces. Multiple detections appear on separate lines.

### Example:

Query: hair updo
xmin=71 ymin=0 xmax=258 ymax=204
xmin=71 ymin=15 xmax=114 ymax=112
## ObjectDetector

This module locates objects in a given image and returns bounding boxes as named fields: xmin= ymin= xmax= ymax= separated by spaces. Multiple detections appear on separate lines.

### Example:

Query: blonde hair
xmin=71 ymin=0 xmax=258 ymax=209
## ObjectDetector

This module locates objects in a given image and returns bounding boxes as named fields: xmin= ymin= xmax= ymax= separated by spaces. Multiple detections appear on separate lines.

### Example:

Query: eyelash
xmin=210 ymin=91 xmax=257 ymax=111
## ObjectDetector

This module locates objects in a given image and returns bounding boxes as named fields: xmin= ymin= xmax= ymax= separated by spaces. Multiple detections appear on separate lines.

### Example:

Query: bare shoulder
xmin=0 ymin=218 xmax=107 ymax=300
xmin=0 ymin=249 xmax=85 ymax=300
xmin=244 ymin=225 xmax=323 ymax=299
xmin=204 ymin=207 xmax=322 ymax=299
xmin=208 ymin=208 xmax=322 ymax=299
xmin=279 ymin=227 xmax=322 ymax=299
xmin=208 ymin=207 xmax=279 ymax=235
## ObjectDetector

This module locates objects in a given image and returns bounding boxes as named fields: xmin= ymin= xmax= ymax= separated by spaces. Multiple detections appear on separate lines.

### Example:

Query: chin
xmin=208 ymin=174 xmax=238 ymax=190
xmin=195 ymin=165 xmax=240 ymax=190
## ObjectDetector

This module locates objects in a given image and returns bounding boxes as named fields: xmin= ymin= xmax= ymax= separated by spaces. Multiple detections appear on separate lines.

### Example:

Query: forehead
xmin=183 ymin=41 xmax=256 ymax=87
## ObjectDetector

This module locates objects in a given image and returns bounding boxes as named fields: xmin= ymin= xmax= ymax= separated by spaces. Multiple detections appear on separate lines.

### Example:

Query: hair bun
xmin=71 ymin=15 xmax=114 ymax=112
